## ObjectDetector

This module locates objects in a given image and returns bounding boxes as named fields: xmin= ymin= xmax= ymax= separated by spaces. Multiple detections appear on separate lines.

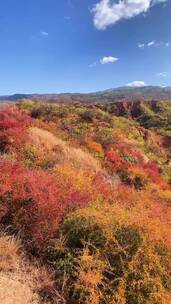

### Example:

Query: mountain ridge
xmin=1 ymin=85 xmax=171 ymax=103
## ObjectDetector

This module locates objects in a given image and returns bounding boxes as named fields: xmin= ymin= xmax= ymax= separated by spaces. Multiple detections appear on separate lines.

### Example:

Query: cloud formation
xmin=100 ymin=56 xmax=119 ymax=64
xmin=138 ymin=41 xmax=170 ymax=48
xmin=41 ymin=31 xmax=49 ymax=37
xmin=93 ymin=0 xmax=167 ymax=30
xmin=138 ymin=43 xmax=145 ymax=48
xmin=147 ymin=40 xmax=155 ymax=46
xmin=157 ymin=72 xmax=169 ymax=77
xmin=127 ymin=80 xmax=146 ymax=87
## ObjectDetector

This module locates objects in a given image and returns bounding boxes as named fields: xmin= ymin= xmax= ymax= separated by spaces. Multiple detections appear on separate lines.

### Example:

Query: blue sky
xmin=0 ymin=0 xmax=171 ymax=94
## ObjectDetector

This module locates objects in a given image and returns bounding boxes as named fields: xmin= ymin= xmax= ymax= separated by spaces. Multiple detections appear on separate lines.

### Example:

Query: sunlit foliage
xmin=0 ymin=102 xmax=170 ymax=304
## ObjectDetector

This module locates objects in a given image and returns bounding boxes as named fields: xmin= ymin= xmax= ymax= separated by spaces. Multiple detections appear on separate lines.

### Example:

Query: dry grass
xmin=0 ymin=234 xmax=39 ymax=304
xmin=0 ymin=272 xmax=39 ymax=304
xmin=0 ymin=234 xmax=62 ymax=304
xmin=0 ymin=235 xmax=21 ymax=272
xmin=29 ymin=127 xmax=101 ymax=172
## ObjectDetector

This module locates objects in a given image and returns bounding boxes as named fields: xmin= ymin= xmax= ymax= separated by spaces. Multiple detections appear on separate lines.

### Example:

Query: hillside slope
xmin=0 ymin=102 xmax=170 ymax=304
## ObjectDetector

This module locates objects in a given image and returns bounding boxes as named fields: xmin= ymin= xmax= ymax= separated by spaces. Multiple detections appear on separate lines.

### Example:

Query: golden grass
xmin=0 ymin=273 xmax=39 ymax=304
xmin=0 ymin=234 xmax=39 ymax=304
xmin=29 ymin=127 xmax=101 ymax=172
xmin=0 ymin=234 xmax=60 ymax=304
xmin=0 ymin=235 xmax=21 ymax=272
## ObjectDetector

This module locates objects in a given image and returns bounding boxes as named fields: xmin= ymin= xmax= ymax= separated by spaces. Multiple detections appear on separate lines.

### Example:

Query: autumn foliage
xmin=0 ymin=106 xmax=30 ymax=153
xmin=0 ymin=160 xmax=63 ymax=247
xmin=0 ymin=103 xmax=170 ymax=304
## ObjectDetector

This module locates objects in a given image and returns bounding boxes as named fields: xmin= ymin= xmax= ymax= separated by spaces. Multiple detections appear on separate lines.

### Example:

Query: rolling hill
xmin=1 ymin=85 xmax=171 ymax=103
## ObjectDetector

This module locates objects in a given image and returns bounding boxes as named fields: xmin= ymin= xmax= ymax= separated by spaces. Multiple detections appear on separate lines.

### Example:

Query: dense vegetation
xmin=0 ymin=100 xmax=170 ymax=304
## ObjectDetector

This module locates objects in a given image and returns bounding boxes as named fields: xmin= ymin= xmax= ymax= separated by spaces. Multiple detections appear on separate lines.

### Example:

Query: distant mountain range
xmin=1 ymin=86 xmax=171 ymax=104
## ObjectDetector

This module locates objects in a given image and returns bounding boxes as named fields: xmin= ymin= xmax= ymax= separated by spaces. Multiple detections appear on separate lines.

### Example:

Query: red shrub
xmin=143 ymin=161 xmax=167 ymax=187
xmin=143 ymin=161 xmax=159 ymax=179
xmin=106 ymin=150 xmax=128 ymax=171
xmin=106 ymin=148 xmax=167 ymax=188
xmin=0 ymin=159 xmax=93 ymax=250
xmin=66 ymin=191 xmax=90 ymax=211
xmin=0 ymin=106 xmax=31 ymax=153
xmin=0 ymin=160 xmax=64 ymax=249
xmin=93 ymin=171 xmax=115 ymax=200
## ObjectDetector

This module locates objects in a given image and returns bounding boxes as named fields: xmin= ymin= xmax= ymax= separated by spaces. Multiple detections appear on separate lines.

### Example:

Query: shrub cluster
xmin=46 ymin=212 xmax=171 ymax=304
xmin=0 ymin=104 xmax=170 ymax=304
xmin=0 ymin=106 xmax=30 ymax=153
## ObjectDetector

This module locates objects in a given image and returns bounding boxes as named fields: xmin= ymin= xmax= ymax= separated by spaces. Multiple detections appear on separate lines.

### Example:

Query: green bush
xmin=23 ymin=145 xmax=38 ymax=166
xmin=60 ymin=215 xmax=107 ymax=252
xmin=44 ymin=212 xmax=170 ymax=304
xmin=80 ymin=109 xmax=96 ymax=123
xmin=95 ymin=127 xmax=114 ymax=147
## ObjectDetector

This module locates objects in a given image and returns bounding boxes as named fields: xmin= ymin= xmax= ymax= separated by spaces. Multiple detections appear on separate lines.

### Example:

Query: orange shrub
xmin=86 ymin=139 xmax=104 ymax=157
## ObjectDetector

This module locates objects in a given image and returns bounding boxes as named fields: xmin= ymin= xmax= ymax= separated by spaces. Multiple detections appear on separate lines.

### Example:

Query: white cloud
xmin=147 ymin=40 xmax=155 ymax=46
xmin=92 ymin=0 xmax=167 ymax=30
xmin=100 ymin=56 xmax=119 ymax=64
xmin=138 ymin=43 xmax=145 ymax=48
xmin=127 ymin=80 xmax=146 ymax=87
xmin=157 ymin=72 xmax=169 ymax=77
xmin=138 ymin=40 xmax=170 ymax=48
xmin=41 ymin=31 xmax=49 ymax=37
